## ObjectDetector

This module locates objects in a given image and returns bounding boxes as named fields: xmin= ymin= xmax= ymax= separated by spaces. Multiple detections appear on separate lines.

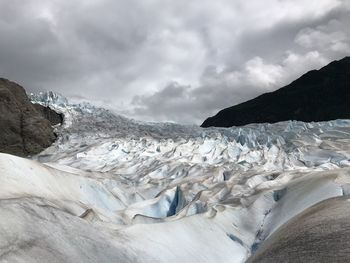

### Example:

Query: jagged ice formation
xmin=0 ymin=92 xmax=350 ymax=262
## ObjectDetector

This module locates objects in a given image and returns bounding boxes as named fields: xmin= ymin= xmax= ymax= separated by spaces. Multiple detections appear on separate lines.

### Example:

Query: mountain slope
xmin=201 ymin=57 xmax=350 ymax=128
xmin=0 ymin=78 xmax=57 ymax=156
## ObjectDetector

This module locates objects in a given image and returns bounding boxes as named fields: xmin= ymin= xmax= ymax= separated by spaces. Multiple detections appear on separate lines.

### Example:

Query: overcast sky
xmin=0 ymin=0 xmax=349 ymax=124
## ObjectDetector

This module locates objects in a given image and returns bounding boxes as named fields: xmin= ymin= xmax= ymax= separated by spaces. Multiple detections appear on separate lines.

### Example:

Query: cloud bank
xmin=0 ymin=0 xmax=349 ymax=124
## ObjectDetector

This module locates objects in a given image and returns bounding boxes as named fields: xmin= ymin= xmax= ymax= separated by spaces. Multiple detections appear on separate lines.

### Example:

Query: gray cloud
xmin=131 ymin=52 xmax=330 ymax=124
xmin=0 ymin=0 xmax=349 ymax=124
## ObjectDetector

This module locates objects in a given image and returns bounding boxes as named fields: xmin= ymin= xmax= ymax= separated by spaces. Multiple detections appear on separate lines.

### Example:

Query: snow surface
xmin=0 ymin=91 xmax=350 ymax=262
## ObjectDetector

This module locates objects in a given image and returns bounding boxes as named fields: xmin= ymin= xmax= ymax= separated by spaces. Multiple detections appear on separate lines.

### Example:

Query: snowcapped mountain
xmin=1 ymin=92 xmax=350 ymax=262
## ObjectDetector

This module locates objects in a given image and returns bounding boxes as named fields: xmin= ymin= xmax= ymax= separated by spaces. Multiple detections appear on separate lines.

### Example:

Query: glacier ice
xmin=0 ymin=92 xmax=350 ymax=262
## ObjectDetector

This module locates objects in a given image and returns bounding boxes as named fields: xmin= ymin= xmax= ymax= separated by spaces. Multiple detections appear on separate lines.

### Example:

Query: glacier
xmin=0 ymin=91 xmax=350 ymax=262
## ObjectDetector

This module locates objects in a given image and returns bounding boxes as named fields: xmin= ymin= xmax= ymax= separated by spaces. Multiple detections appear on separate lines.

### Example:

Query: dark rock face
xmin=0 ymin=78 xmax=56 ymax=157
xmin=247 ymin=196 xmax=350 ymax=263
xmin=201 ymin=57 xmax=350 ymax=127
xmin=33 ymin=104 xmax=63 ymax=126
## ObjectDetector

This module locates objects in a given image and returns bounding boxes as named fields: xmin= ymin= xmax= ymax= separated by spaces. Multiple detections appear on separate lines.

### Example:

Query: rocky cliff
xmin=0 ymin=78 xmax=57 ymax=156
xmin=202 ymin=57 xmax=350 ymax=127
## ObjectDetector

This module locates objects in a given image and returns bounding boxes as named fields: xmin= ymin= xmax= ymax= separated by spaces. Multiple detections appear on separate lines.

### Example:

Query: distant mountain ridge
xmin=201 ymin=57 xmax=350 ymax=128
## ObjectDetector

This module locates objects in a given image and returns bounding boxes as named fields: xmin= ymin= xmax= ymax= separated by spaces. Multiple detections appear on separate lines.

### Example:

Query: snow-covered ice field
xmin=1 ymin=92 xmax=350 ymax=262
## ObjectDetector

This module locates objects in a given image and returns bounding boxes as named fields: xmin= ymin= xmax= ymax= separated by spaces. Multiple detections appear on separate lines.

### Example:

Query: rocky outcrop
xmin=0 ymin=78 xmax=56 ymax=157
xmin=247 ymin=196 xmax=350 ymax=263
xmin=33 ymin=104 xmax=64 ymax=126
xmin=201 ymin=57 xmax=350 ymax=127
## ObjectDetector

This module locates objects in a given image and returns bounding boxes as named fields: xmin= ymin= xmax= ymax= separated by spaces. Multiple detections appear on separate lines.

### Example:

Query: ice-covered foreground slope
xmin=0 ymin=92 xmax=350 ymax=262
